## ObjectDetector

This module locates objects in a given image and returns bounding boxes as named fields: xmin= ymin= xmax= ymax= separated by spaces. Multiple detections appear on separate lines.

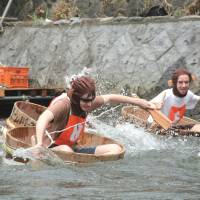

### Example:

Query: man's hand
xmin=153 ymin=102 xmax=163 ymax=110
xmin=141 ymin=100 xmax=161 ymax=110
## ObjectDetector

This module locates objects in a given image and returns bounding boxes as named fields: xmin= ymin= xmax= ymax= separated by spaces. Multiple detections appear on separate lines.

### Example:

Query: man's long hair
xmin=172 ymin=68 xmax=192 ymax=97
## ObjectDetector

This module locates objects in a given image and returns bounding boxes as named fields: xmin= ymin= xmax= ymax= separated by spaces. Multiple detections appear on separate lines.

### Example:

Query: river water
xmin=0 ymin=112 xmax=200 ymax=200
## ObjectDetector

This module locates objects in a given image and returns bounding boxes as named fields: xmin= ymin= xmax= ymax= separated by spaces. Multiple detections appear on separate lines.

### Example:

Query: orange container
xmin=0 ymin=66 xmax=29 ymax=88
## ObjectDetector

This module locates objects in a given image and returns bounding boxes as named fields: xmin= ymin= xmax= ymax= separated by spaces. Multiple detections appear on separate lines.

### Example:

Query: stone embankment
xmin=0 ymin=16 xmax=200 ymax=118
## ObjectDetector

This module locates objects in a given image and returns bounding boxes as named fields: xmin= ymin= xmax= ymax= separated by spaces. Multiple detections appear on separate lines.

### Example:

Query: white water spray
xmin=88 ymin=115 xmax=167 ymax=154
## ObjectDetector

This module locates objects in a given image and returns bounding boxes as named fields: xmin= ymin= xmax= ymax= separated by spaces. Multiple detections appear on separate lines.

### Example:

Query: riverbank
xmin=0 ymin=116 xmax=200 ymax=199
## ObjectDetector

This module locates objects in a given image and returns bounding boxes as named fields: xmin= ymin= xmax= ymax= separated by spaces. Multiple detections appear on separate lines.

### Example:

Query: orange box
xmin=0 ymin=66 xmax=29 ymax=88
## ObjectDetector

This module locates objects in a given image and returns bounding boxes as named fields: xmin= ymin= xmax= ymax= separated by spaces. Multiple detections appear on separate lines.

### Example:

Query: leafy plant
xmin=52 ymin=0 xmax=79 ymax=20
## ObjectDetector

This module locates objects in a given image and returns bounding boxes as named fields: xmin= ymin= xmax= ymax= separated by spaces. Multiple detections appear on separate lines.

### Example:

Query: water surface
xmin=0 ymin=116 xmax=200 ymax=200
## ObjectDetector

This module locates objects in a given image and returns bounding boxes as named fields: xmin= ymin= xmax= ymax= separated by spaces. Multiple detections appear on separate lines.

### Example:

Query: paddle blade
xmin=148 ymin=109 xmax=171 ymax=130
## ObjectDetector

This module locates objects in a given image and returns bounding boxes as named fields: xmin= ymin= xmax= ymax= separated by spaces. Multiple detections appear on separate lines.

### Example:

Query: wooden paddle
xmin=131 ymin=93 xmax=171 ymax=130
xmin=147 ymin=109 xmax=171 ymax=130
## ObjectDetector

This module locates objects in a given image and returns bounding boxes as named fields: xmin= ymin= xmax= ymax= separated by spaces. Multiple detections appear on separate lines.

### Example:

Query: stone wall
xmin=1 ymin=16 xmax=200 ymax=118
xmin=0 ymin=17 xmax=200 ymax=96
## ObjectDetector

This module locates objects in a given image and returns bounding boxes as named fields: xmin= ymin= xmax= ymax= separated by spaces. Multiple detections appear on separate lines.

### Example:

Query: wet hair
xmin=172 ymin=68 xmax=192 ymax=97
xmin=69 ymin=76 xmax=96 ymax=117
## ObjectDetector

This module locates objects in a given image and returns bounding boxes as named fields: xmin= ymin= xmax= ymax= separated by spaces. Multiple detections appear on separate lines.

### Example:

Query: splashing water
xmin=13 ymin=146 xmax=66 ymax=167
xmin=65 ymin=67 xmax=93 ymax=89
xmin=116 ymin=123 xmax=168 ymax=151
xmin=87 ymin=115 xmax=167 ymax=154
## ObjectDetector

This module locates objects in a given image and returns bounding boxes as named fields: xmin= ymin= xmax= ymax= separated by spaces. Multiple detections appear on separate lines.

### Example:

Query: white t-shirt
xmin=151 ymin=88 xmax=200 ymax=123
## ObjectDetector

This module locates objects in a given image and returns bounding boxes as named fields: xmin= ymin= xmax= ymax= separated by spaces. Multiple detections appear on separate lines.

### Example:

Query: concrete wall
xmin=0 ymin=16 xmax=200 ymax=100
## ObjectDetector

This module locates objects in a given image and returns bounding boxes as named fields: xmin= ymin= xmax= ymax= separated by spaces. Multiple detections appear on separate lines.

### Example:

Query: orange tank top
xmin=55 ymin=114 xmax=86 ymax=147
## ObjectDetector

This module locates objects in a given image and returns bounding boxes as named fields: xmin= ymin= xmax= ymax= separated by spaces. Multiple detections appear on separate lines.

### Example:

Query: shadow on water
xmin=0 ymin=114 xmax=200 ymax=199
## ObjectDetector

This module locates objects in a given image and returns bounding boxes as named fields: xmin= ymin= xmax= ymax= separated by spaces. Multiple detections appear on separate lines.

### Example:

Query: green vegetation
xmin=51 ymin=0 xmax=78 ymax=20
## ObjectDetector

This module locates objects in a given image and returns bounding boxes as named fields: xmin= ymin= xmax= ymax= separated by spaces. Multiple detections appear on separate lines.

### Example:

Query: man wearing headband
xmin=150 ymin=68 xmax=200 ymax=126
xmin=35 ymin=76 xmax=157 ymax=154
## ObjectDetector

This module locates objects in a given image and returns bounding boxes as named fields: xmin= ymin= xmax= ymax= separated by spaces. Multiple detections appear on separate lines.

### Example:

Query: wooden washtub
xmin=3 ymin=126 xmax=126 ymax=164
xmin=6 ymin=101 xmax=46 ymax=128
xmin=122 ymin=105 xmax=200 ymax=137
